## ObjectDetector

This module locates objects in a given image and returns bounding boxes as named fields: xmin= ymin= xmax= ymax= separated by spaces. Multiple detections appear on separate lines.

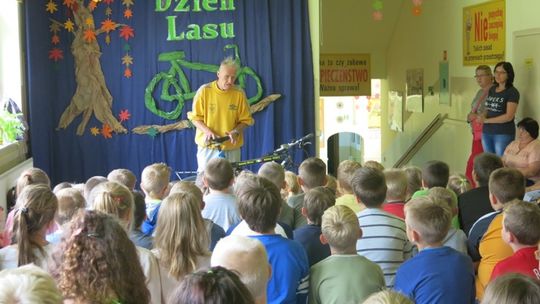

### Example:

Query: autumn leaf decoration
xmin=101 ymin=123 xmax=113 ymax=139
xmin=91 ymin=109 xmax=131 ymax=138
xmin=119 ymin=109 xmax=131 ymax=122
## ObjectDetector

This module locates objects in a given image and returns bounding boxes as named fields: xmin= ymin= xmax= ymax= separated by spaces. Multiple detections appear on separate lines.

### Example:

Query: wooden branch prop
xmin=132 ymin=94 xmax=281 ymax=135
xmin=56 ymin=2 xmax=127 ymax=135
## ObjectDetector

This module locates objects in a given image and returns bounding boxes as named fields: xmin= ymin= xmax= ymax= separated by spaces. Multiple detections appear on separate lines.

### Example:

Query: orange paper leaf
xmin=124 ymin=8 xmax=133 ymax=19
xmin=101 ymin=124 xmax=113 ymax=138
xmin=124 ymin=67 xmax=132 ymax=78
xmin=83 ymin=29 xmax=97 ymax=43
xmin=88 ymin=1 xmax=97 ymax=11
xmin=101 ymin=18 xmax=117 ymax=33
xmin=63 ymin=0 xmax=76 ymax=8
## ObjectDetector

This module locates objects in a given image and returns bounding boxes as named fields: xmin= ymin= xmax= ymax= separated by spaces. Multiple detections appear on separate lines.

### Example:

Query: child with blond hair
xmin=490 ymin=200 xmax=540 ymax=280
xmin=283 ymin=170 xmax=301 ymax=200
xmin=482 ymin=273 xmax=540 ymax=304
xmin=309 ymin=205 xmax=384 ymax=304
xmin=428 ymin=187 xmax=468 ymax=254
xmin=335 ymin=160 xmax=362 ymax=213
xmin=153 ymin=192 xmax=211 ymax=300
xmin=2 ymin=168 xmax=51 ymax=247
xmin=448 ymin=173 xmax=472 ymax=196
xmin=140 ymin=163 xmax=171 ymax=235
xmin=46 ymin=188 xmax=85 ymax=244
xmin=88 ymin=181 xmax=162 ymax=304
xmin=211 ymin=235 xmax=271 ymax=304
xmin=0 ymin=185 xmax=57 ymax=270
xmin=170 ymin=180 xmax=225 ymax=250
xmin=395 ymin=196 xmax=475 ymax=304
xmin=382 ymin=169 xmax=407 ymax=219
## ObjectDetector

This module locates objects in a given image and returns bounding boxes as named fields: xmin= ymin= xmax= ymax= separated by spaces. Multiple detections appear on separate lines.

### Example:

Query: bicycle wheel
xmin=145 ymin=72 xmax=185 ymax=120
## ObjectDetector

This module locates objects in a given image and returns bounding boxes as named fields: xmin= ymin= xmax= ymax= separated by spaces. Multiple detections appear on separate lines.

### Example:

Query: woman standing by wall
xmin=465 ymin=65 xmax=493 ymax=185
xmin=482 ymin=62 xmax=520 ymax=156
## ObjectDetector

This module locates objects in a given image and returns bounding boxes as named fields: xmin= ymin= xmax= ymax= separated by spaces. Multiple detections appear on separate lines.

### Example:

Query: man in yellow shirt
xmin=188 ymin=57 xmax=254 ymax=171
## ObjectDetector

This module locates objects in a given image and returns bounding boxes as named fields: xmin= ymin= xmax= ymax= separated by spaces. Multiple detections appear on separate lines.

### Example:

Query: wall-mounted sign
xmin=320 ymin=54 xmax=371 ymax=96
xmin=463 ymin=0 xmax=505 ymax=66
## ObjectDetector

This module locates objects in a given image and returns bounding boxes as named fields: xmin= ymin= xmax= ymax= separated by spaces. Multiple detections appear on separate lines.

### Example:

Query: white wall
xmin=382 ymin=0 xmax=540 ymax=172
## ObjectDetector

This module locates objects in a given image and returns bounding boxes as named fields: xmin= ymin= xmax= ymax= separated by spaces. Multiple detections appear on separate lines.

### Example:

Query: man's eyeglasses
xmin=474 ymin=74 xmax=490 ymax=79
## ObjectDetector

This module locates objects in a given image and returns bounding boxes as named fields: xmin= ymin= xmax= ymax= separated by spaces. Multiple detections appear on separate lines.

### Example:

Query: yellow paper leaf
xmin=64 ymin=19 xmax=75 ymax=32
xmin=46 ymin=1 xmax=58 ymax=14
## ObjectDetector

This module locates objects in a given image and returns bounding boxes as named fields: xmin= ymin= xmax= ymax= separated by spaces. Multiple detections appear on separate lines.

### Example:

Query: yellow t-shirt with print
xmin=188 ymin=81 xmax=254 ymax=150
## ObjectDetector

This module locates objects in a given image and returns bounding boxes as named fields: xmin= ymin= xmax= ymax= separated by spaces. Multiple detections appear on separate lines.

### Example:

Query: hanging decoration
xmin=412 ymin=0 xmax=423 ymax=16
xmin=372 ymin=0 xmax=383 ymax=21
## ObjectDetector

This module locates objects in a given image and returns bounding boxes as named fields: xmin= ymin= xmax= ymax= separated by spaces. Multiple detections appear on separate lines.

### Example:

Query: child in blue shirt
xmin=394 ymin=196 xmax=475 ymax=304
xmin=235 ymin=173 xmax=309 ymax=304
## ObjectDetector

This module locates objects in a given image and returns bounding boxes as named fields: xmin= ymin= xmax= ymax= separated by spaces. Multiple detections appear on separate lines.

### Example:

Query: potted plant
xmin=0 ymin=109 xmax=24 ymax=146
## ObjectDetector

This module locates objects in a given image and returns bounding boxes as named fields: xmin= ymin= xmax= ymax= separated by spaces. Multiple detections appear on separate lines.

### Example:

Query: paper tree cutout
xmin=50 ymin=0 xmax=135 ymax=135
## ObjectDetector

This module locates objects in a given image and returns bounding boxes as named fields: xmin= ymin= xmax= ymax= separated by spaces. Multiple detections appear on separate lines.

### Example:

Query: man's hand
xmin=226 ymin=129 xmax=239 ymax=145
xmin=204 ymin=129 xmax=218 ymax=143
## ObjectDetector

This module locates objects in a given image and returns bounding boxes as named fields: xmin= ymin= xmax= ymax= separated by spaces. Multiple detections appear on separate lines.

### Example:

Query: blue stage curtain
xmin=24 ymin=0 xmax=314 ymax=185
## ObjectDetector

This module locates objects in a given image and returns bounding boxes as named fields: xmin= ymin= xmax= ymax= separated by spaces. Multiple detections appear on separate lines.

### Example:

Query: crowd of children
xmin=1 ymin=152 xmax=540 ymax=303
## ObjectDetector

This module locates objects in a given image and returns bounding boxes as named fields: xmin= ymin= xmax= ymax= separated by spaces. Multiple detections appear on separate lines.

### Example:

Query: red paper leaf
xmin=119 ymin=109 xmax=131 ymax=122
xmin=48 ymin=48 xmax=64 ymax=61
xmin=119 ymin=25 xmax=134 ymax=41
xmin=103 ymin=0 xmax=114 ymax=4
xmin=101 ymin=124 xmax=113 ymax=138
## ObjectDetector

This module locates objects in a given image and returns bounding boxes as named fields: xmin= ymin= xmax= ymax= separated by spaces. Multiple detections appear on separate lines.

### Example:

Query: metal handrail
xmin=393 ymin=113 xmax=448 ymax=168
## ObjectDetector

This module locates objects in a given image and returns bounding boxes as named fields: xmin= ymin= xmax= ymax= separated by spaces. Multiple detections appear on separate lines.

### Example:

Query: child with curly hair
xmin=51 ymin=210 xmax=150 ymax=304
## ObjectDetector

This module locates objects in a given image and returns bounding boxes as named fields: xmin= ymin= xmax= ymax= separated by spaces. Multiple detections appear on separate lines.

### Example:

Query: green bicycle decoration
xmin=144 ymin=44 xmax=263 ymax=120
xmin=134 ymin=44 xmax=280 ymax=135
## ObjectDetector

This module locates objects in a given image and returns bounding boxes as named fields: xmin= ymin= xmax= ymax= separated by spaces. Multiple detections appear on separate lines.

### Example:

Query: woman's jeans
xmin=481 ymin=133 xmax=514 ymax=156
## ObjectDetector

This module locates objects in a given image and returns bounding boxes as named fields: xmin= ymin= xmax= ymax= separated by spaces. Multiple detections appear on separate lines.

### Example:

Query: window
xmin=0 ymin=0 xmax=22 ymax=108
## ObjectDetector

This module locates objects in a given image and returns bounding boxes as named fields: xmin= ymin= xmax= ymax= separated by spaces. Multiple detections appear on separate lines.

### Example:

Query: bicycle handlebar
xmin=209 ymin=136 xmax=231 ymax=144
xmin=273 ymin=133 xmax=314 ymax=153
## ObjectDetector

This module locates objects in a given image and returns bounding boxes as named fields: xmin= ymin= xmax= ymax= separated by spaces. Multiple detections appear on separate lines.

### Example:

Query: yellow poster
xmin=463 ymin=0 xmax=505 ymax=66
xmin=320 ymin=54 xmax=371 ymax=96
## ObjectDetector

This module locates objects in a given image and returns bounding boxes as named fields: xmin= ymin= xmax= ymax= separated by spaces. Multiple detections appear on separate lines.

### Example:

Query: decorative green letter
xmin=166 ymin=16 xmax=184 ymax=41
xmin=155 ymin=0 xmax=171 ymax=12
xmin=219 ymin=22 xmax=235 ymax=39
